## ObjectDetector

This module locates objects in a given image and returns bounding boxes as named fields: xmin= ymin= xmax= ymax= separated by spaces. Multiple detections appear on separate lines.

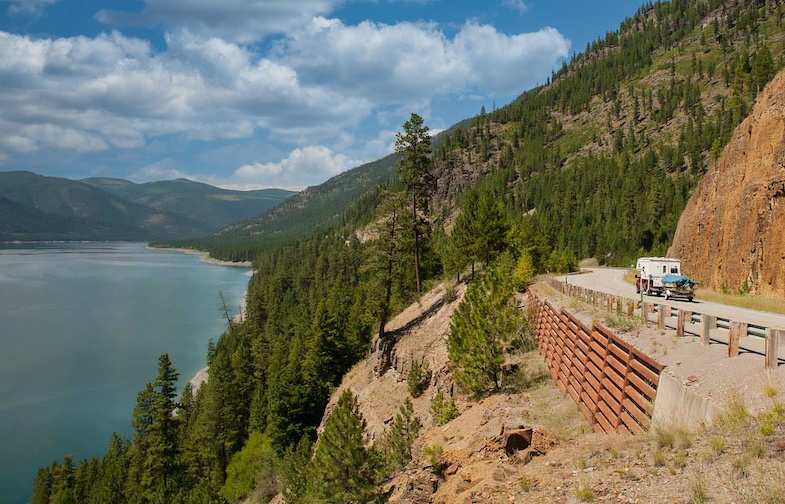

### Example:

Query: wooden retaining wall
xmin=528 ymin=291 xmax=665 ymax=434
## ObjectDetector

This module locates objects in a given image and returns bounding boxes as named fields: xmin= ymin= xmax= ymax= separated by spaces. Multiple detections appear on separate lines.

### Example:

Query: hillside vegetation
xmin=29 ymin=1 xmax=785 ymax=503
xmin=0 ymin=172 xmax=294 ymax=241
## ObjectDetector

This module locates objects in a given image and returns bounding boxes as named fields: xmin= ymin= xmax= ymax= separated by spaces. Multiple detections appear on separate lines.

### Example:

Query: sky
xmin=0 ymin=0 xmax=640 ymax=191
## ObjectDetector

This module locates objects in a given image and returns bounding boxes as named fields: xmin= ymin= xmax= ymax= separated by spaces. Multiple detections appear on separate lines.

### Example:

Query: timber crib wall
xmin=527 ymin=291 xmax=665 ymax=434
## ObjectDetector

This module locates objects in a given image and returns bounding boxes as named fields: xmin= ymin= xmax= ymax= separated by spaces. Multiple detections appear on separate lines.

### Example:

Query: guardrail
xmin=546 ymin=277 xmax=785 ymax=369
xmin=527 ymin=291 xmax=664 ymax=434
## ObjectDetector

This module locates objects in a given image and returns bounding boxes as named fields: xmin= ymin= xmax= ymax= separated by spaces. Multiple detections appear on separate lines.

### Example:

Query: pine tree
xmin=447 ymin=255 xmax=522 ymax=395
xmin=305 ymin=389 xmax=381 ymax=503
xmin=377 ymin=398 xmax=421 ymax=476
xmin=280 ymin=436 xmax=312 ymax=504
xmin=395 ymin=113 xmax=436 ymax=295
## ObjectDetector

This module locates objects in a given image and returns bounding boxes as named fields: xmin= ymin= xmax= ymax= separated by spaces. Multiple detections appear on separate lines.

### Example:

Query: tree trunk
xmin=412 ymin=192 xmax=422 ymax=296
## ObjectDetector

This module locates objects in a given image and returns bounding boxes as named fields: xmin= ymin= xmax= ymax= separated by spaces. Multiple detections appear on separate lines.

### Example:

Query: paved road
xmin=560 ymin=268 xmax=785 ymax=331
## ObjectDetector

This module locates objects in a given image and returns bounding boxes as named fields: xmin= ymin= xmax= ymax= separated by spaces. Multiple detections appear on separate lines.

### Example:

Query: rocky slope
xmin=669 ymin=67 xmax=785 ymax=297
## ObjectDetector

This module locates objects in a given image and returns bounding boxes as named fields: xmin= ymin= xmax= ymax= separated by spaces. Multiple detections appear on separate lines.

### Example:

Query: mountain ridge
xmin=0 ymin=171 xmax=295 ymax=241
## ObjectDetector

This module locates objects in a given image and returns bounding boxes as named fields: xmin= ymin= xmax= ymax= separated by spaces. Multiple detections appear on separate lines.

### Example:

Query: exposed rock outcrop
xmin=669 ymin=68 xmax=785 ymax=296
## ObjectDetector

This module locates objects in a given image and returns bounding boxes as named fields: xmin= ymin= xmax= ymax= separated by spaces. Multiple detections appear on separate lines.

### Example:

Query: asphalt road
xmin=560 ymin=268 xmax=785 ymax=332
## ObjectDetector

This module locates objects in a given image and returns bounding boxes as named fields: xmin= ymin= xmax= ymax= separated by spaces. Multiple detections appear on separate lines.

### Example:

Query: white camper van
xmin=635 ymin=257 xmax=681 ymax=296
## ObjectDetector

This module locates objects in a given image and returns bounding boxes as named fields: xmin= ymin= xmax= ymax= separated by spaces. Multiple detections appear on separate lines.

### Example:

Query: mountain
xmin=177 ymin=154 xmax=400 ymax=257
xmin=0 ymin=172 xmax=295 ymax=241
xmin=0 ymin=171 xmax=205 ymax=240
xmin=0 ymin=196 xmax=142 ymax=241
xmin=80 ymin=178 xmax=295 ymax=232
xmin=669 ymin=66 xmax=785 ymax=297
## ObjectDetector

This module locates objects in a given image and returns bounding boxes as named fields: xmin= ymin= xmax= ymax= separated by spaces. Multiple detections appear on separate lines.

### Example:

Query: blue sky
xmin=0 ymin=0 xmax=639 ymax=190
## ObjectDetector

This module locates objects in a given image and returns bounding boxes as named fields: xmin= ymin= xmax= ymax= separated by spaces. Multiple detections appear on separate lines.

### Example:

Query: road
xmin=560 ymin=268 xmax=785 ymax=331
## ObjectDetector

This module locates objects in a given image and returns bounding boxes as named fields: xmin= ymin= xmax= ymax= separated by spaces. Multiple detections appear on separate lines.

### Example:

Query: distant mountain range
xmin=0 ymin=171 xmax=296 ymax=241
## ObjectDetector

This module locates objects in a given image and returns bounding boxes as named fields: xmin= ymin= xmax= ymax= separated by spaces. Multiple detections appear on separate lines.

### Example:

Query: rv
xmin=635 ymin=257 xmax=681 ymax=296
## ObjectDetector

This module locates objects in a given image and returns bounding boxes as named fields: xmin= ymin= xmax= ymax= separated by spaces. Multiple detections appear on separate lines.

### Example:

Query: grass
xmin=694 ymin=287 xmax=785 ymax=315
xmin=519 ymin=474 xmax=535 ymax=492
xmin=690 ymin=476 xmax=709 ymax=504
xmin=573 ymin=484 xmax=595 ymax=502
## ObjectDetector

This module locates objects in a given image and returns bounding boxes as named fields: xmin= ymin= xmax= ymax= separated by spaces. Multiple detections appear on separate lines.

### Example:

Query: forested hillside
xmin=31 ymin=1 xmax=785 ymax=503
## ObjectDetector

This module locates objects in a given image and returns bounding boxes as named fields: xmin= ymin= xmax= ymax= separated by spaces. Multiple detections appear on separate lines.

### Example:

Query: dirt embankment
xmin=315 ymin=279 xmax=785 ymax=504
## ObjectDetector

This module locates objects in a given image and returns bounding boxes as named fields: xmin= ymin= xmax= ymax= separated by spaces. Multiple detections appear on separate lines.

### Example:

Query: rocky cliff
xmin=669 ymin=68 xmax=785 ymax=297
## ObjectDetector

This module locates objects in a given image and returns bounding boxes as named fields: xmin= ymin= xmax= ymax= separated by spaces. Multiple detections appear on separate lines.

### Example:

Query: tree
xmin=305 ymin=389 xmax=381 ymax=503
xmin=447 ymin=255 xmax=523 ymax=395
xmin=377 ymin=398 xmax=421 ymax=476
xmin=396 ymin=113 xmax=436 ymax=296
xmin=451 ymin=189 xmax=509 ymax=276
xmin=127 ymin=354 xmax=181 ymax=502
xmin=365 ymin=191 xmax=412 ymax=338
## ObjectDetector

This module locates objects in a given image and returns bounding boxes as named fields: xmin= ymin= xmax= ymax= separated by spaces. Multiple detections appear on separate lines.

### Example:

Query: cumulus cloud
xmin=234 ymin=146 xmax=362 ymax=190
xmin=3 ymin=0 xmax=57 ymax=17
xmin=273 ymin=18 xmax=569 ymax=98
xmin=97 ymin=0 xmax=343 ymax=44
xmin=0 ymin=30 xmax=370 ymax=158
xmin=0 ymin=15 xmax=569 ymax=186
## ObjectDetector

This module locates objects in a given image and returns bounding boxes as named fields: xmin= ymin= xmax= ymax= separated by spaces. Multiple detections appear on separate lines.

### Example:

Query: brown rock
xmin=669 ymin=68 xmax=785 ymax=297
xmin=445 ymin=464 xmax=459 ymax=476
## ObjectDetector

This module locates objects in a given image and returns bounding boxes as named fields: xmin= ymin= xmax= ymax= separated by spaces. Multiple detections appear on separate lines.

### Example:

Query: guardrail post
xmin=676 ymin=310 xmax=687 ymax=337
xmin=700 ymin=314 xmax=715 ymax=345
xmin=657 ymin=305 xmax=666 ymax=330
xmin=728 ymin=322 xmax=747 ymax=357
xmin=766 ymin=329 xmax=783 ymax=369
xmin=641 ymin=302 xmax=649 ymax=324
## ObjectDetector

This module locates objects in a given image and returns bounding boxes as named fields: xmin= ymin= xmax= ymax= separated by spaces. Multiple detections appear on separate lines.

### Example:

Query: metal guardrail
xmin=547 ymin=277 xmax=785 ymax=369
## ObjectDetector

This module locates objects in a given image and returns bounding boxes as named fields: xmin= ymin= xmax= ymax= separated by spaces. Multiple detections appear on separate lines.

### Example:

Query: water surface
xmin=0 ymin=243 xmax=250 ymax=503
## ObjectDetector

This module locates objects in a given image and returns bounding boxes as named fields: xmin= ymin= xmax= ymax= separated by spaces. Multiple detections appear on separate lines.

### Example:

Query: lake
xmin=0 ymin=242 xmax=250 ymax=504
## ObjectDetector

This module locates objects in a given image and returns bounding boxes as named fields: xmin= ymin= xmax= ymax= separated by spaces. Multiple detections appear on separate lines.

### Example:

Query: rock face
xmin=669 ymin=69 xmax=785 ymax=296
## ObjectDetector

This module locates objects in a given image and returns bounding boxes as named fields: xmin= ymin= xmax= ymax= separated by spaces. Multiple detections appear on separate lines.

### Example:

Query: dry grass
xmin=694 ymin=287 xmax=785 ymax=315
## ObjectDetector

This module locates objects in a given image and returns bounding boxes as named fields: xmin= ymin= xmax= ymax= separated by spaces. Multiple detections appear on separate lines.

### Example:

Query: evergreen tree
xmin=377 ymin=398 xmax=421 ymax=476
xmin=395 ymin=113 xmax=436 ymax=295
xmin=305 ymin=389 xmax=381 ymax=503
xmin=447 ymin=255 xmax=522 ymax=395
xmin=280 ymin=436 xmax=312 ymax=504
xmin=365 ymin=191 xmax=413 ymax=338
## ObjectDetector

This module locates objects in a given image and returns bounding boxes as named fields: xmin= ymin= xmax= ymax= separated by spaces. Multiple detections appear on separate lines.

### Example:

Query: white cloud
xmin=0 ymin=30 xmax=371 ymax=157
xmin=0 ymin=16 xmax=569 ymax=187
xmin=97 ymin=0 xmax=344 ymax=44
xmin=2 ymin=0 xmax=57 ymax=17
xmin=273 ymin=18 xmax=569 ymax=99
xmin=234 ymin=145 xmax=362 ymax=190
xmin=501 ymin=0 xmax=529 ymax=14
xmin=131 ymin=159 xmax=188 ymax=181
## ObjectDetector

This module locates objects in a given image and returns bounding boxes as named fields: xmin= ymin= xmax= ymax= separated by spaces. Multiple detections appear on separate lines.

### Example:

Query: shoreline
xmin=157 ymin=246 xmax=254 ymax=268
xmin=189 ymin=366 xmax=209 ymax=391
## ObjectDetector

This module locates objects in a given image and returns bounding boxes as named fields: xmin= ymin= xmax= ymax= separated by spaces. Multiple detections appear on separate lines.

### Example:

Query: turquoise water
xmin=0 ymin=243 xmax=250 ymax=504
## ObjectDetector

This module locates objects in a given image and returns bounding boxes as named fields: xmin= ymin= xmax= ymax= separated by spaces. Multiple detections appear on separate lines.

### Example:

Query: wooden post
xmin=657 ymin=305 xmax=666 ymax=330
xmin=728 ymin=321 xmax=747 ymax=357
xmin=700 ymin=314 xmax=716 ymax=345
xmin=676 ymin=309 xmax=686 ymax=337
xmin=765 ymin=329 xmax=783 ymax=369
xmin=641 ymin=302 xmax=650 ymax=324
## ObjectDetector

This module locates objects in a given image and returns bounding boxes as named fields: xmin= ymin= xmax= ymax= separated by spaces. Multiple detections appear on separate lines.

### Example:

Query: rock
xmin=445 ymin=464 xmax=459 ymax=476
xmin=669 ymin=67 xmax=785 ymax=297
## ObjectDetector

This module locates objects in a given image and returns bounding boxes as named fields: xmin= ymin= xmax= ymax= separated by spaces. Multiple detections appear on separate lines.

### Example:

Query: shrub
xmin=430 ymin=391 xmax=460 ymax=425
xmin=512 ymin=249 xmax=535 ymax=292
xmin=423 ymin=444 xmax=444 ymax=476
xmin=407 ymin=360 xmax=432 ymax=398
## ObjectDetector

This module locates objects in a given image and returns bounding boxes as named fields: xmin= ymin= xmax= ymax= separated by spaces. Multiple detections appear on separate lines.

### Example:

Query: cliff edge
xmin=669 ymin=68 xmax=785 ymax=296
